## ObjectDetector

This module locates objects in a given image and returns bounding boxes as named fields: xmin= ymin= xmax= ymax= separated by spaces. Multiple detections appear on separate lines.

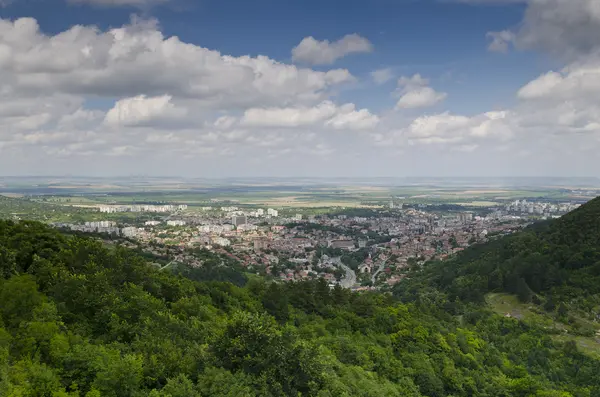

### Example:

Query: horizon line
xmin=1 ymin=176 xmax=599 ymax=179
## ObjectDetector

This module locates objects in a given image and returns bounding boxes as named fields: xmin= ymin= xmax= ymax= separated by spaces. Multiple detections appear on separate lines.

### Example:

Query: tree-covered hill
xmin=395 ymin=196 xmax=600 ymax=316
xmin=1 ymin=220 xmax=600 ymax=396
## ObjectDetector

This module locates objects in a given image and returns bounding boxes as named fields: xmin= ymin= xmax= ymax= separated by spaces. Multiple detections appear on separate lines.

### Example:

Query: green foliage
xmin=172 ymin=260 xmax=248 ymax=287
xmin=516 ymin=278 xmax=534 ymax=303
xmin=340 ymin=249 xmax=369 ymax=271
xmin=0 ymin=219 xmax=600 ymax=396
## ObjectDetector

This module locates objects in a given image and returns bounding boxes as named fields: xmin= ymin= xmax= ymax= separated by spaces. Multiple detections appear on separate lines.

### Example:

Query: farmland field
xmin=0 ymin=176 xmax=597 ymax=210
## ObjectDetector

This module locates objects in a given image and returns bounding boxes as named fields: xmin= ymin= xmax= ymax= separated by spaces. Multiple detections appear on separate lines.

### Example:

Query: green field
xmin=21 ymin=185 xmax=587 ymax=209
xmin=2 ymin=177 xmax=595 ymax=214
xmin=0 ymin=196 xmax=159 ymax=224
xmin=487 ymin=293 xmax=600 ymax=358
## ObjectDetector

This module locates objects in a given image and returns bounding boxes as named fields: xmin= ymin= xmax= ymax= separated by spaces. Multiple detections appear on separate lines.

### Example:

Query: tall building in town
xmin=232 ymin=215 xmax=247 ymax=226
xmin=457 ymin=213 xmax=473 ymax=224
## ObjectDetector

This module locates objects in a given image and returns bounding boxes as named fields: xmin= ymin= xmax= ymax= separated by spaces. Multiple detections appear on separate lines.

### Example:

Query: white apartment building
xmin=198 ymin=225 xmax=211 ymax=233
xmin=237 ymin=224 xmax=258 ymax=232
xmin=85 ymin=221 xmax=117 ymax=229
xmin=198 ymin=224 xmax=232 ymax=234
xmin=212 ymin=237 xmax=231 ymax=247
xmin=121 ymin=227 xmax=138 ymax=238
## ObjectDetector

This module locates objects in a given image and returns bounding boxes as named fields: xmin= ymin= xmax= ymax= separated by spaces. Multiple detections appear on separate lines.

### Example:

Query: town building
xmin=358 ymin=262 xmax=372 ymax=274
xmin=121 ymin=227 xmax=138 ymax=238
xmin=329 ymin=240 xmax=355 ymax=250
xmin=254 ymin=238 xmax=269 ymax=250
xmin=212 ymin=237 xmax=231 ymax=247
xmin=232 ymin=215 xmax=247 ymax=226
xmin=85 ymin=221 xmax=116 ymax=229
xmin=458 ymin=212 xmax=473 ymax=224
xmin=237 ymin=224 xmax=257 ymax=232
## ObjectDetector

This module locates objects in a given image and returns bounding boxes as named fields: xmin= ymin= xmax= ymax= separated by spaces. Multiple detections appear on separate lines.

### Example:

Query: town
xmin=53 ymin=199 xmax=582 ymax=290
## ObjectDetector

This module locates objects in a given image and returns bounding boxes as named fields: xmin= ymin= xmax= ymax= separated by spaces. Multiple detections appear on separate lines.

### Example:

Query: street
xmin=333 ymin=256 xmax=356 ymax=289
xmin=371 ymin=259 xmax=387 ymax=285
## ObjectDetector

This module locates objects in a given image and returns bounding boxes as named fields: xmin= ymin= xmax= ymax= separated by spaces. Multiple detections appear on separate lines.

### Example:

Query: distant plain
xmin=1 ymin=176 xmax=598 ymax=209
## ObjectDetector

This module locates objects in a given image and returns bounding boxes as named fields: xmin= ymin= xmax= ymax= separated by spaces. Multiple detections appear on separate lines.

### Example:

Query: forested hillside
xmin=1 ymin=220 xmax=600 ymax=396
xmin=395 ymin=197 xmax=600 ymax=315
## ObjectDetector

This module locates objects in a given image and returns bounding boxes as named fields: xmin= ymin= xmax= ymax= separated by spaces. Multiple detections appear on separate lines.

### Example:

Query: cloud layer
xmin=486 ymin=0 xmax=600 ymax=60
xmin=0 ymin=17 xmax=379 ymax=176
xmin=1 ymin=0 xmax=600 ymax=177
xmin=0 ymin=17 xmax=354 ymax=108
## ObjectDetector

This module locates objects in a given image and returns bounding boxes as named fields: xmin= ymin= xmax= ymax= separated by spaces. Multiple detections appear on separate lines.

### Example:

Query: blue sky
xmin=0 ymin=0 xmax=599 ymax=177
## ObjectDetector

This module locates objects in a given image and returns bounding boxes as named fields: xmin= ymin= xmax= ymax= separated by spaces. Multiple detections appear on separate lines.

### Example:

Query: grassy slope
xmin=487 ymin=293 xmax=600 ymax=358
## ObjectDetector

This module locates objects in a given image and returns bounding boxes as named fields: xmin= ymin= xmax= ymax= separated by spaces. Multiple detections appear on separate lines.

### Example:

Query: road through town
xmin=371 ymin=259 xmax=387 ymax=285
xmin=333 ymin=257 xmax=356 ymax=288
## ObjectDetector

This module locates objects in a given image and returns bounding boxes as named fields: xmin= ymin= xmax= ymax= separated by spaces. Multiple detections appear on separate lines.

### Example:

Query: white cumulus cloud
xmin=291 ymin=34 xmax=373 ymax=65
xmin=422 ymin=111 xmax=509 ymax=144
xmin=518 ymin=66 xmax=600 ymax=102
xmin=325 ymin=104 xmax=380 ymax=130
xmin=104 ymin=95 xmax=187 ymax=127
xmin=395 ymin=74 xmax=447 ymax=109
xmin=240 ymin=101 xmax=379 ymax=130
xmin=241 ymin=101 xmax=338 ymax=128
